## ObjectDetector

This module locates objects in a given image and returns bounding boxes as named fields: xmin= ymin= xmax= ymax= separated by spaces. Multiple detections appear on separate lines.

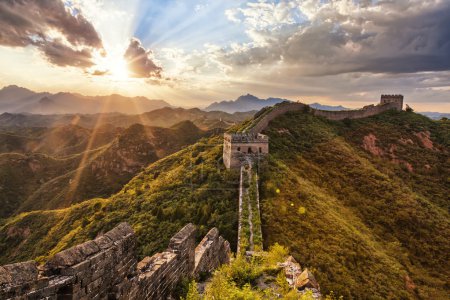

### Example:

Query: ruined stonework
xmin=223 ymin=133 xmax=269 ymax=169
xmin=194 ymin=228 xmax=231 ymax=278
xmin=279 ymin=256 xmax=321 ymax=299
xmin=0 ymin=223 xmax=230 ymax=300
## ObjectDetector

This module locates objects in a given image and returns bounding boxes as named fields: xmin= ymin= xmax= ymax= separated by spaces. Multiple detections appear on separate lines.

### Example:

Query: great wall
xmin=0 ymin=223 xmax=230 ymax=299
xmin=222 ymin=95 xmax=404 ymax=298
xmin=0 ymin=95 xmax=403 ymax=299
xmin=223 ymin=95 xmax=403 ymax=169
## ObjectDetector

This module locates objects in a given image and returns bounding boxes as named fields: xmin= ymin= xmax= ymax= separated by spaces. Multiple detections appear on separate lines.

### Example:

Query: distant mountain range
xmin=0 ymin=107 xmax=254 ymax=130
xmin=2 ymin=86 xmax=448 ymax=120
xmin=205 ymin=94 xmax=291 ymax=113
xmin=309 ymin=102 xmax=349 ymax=111
xmin=0 ymin=85 xmax=171 ymax=114
xmin=205 ymin=94 xmax=349 ymax=113
xmin=418 ymin=111 xmax=450 ymax=120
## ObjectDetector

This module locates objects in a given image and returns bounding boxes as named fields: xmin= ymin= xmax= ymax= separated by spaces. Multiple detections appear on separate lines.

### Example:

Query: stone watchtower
xmin=380 ymin=94 xmax=403 ymax=111
xmin=223 ymin=133 xmax=269 ymax=169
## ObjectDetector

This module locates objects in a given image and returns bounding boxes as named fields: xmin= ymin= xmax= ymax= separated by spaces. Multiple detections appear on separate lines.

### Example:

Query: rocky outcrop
xmin=279 ymin=256 xmax=321 ymax=299
xmin=0 ymin=223 xmax=230 ymax=300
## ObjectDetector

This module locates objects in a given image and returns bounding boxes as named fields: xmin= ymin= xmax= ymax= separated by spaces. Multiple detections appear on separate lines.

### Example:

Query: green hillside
xmin=0 ymin=136 xmax=239 ymax=264
xmin=0 ymin=121 xmax=207 ymax=218
xmin=0 ymin=110 xmax=448 ymax=299
xmin=260 ymin=110 xmax=449 ymax=299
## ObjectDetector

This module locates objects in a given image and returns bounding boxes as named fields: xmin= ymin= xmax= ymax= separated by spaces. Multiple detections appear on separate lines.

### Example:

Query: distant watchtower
xmin=380 ymin=94 xmax=403 ymax=111
xmin=223 ymin=133 xmax=269 ymax=169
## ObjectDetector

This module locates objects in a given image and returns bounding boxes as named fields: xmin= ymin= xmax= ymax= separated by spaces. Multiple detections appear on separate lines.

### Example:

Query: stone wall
xmin=0 ymin=223 xmax=230 ymax=300
xmin=223 ymin=133 xmax=269 ymax=169
xmin=248 ymin=100 xmax=402 ymax=134
xmin=312 ymin=101 xmax=401 ymax=121
xmin=194 ymin=228 xmax=230 ymax=278
xmin=249 ymin=102 xmax=307 ymax=134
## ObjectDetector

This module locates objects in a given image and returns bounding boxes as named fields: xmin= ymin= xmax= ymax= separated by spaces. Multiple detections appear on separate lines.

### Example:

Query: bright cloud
xmin=0 ymin=0 xmax=449 ymax=110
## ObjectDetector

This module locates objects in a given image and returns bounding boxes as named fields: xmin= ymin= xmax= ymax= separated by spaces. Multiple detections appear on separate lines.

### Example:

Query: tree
xmin=405 ymin=104 xmax=414 ymax=112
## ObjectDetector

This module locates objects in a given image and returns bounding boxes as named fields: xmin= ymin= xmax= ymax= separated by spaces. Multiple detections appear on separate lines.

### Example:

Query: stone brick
xmin=0 ymin=261 xmax=38 ymax=286
xmin=0 ymin=223 xmax=231 ymax=300
xmin=60 ymin=260 xmax=90 ymax=276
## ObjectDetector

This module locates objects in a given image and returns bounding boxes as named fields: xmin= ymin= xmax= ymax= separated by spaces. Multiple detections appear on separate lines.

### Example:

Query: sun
xmin=108 ymin=57 xmax=129 ymax=80
xmin=92 ymin=52 xmax=130 ymax=80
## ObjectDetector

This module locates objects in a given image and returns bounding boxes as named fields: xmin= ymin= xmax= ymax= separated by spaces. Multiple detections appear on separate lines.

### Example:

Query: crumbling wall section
xmin=194 ymin=228 xmax=231 ymax=278
xmin=0 ymin=223 xmax=230 ymax=300
xmin=0 ymin=222 xmax=136 ymax=300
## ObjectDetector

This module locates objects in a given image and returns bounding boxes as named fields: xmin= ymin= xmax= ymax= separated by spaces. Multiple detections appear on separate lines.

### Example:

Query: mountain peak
xmin=0 ymin=85 xmax=33 ymax=93
xmin=205 ymin=95 xmax=292 ymax=113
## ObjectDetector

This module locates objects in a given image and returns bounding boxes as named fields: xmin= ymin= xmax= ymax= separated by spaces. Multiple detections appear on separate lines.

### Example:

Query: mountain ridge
xmin=205 ymin=94 xmax=291 ymax=113
xmin=0 ymin=109 xmax=447 ymax=299
xmin=0 ymin=85 xmax=171 ymax=115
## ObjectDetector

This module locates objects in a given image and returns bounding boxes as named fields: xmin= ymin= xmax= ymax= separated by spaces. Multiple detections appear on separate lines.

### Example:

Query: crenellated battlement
xmin=380 ymin=94 xmax=403 ymax=110
xmin=223 ymin=94 xmax=405 ymax=169
xmin=223 ymin=133 xmax=269 ymax=169
xmin=0 ymin=223 xmax=230 ymax=300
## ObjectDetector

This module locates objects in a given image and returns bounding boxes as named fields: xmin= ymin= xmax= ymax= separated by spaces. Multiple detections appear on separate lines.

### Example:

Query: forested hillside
xmin=0 ymin=136 xmax=239 ymax=265
xmin=260 ymin=110 xmax=449 ymax=299
xmin=0 ymin=121 xmax=206 ymax=218
xmin=0 ymin=110 xmax=448 ymax=299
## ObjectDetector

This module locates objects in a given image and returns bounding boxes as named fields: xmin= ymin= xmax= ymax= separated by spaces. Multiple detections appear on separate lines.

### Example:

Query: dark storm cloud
xmin=38 ymin=40 xmax=94 ymax=68
xmin=0 ymin=0 xmax=103 ymax=68
xmin=124 ymin=38 xmax=162 ymax=78
xmin=221 ymin=0 xmax=450 ymax=76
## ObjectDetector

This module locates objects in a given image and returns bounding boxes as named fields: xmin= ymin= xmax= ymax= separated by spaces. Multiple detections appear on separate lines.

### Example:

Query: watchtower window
xmin=237 ymin=147 xmax=240 ymax=151
xmin=248 ymin=147 xmax=252 ymax=153
xmin=259 ymin=147 xmax=262 ymax=153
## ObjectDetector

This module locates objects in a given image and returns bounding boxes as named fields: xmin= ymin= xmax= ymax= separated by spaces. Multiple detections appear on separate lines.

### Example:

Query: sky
xmin=0 ymin=0 xmax=449 ymax=111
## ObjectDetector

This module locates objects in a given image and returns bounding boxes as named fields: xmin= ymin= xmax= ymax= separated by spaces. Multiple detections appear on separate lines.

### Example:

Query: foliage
xmin=181 ymin=280 xmax=201 ymax=300
xmin=0 ymin=121 xmax=206 ymax=218
xmin=0 ymin=109 xmax=448 ymax=299
xmin=260 ymin=110 xmax=449 ymax=299
xmin=0 ymin=136 xmax=239 ymax=264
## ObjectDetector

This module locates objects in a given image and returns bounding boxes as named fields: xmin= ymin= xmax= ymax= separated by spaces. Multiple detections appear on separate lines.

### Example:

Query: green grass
xmin=260 ymin=110 xmax=449 ymax=299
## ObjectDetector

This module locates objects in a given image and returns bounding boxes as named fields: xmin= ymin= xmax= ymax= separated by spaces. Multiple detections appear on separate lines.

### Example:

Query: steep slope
xmin=260 ymin=110 xmax=449 ymax=299
xmin=0 ymin=153 xmax=82 ymax=218
xmin=0 ymin=110 xmax=447 ymax=299
xmin=0 ymin=125 xmax=119 ymax=157
xmin=0 ymin=121 xmax=206 ymax=217
xmin=0 ymin=136 xmax=238 ymax=265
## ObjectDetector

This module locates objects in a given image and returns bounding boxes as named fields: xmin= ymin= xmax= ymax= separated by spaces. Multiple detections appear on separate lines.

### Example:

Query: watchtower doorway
xmin=247 ymin=147 xmax=253 ymax=154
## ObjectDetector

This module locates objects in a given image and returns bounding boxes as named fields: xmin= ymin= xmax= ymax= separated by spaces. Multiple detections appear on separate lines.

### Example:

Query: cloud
xmin=38 ymin=39 xmax=95 ymax=67
xmin=215 ymin=0 xmax=450 ymax=76
xmin=0 ymin=0 xmax=103 ymax=68
xmin=124 ymin=38 xmax=162 ymax=78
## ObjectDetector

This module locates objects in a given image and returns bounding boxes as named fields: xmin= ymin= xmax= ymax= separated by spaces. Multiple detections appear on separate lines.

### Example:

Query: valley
xmin=0 ymin=103 xmax=448 ymax=299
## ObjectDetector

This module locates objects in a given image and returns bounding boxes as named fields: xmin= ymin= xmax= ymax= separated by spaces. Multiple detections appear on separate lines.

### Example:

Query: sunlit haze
xmin=0 ymin=0 xmax=449 ymax=111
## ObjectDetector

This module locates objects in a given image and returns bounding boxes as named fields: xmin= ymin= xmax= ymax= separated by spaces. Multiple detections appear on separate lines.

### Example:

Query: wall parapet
xmin=194 ymin=228 xmax=231 ymax=278
xmin=0 ymin=223 xmax=230 ymax=300
xmin=247 ymin=96 xmax=403 ymax=134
